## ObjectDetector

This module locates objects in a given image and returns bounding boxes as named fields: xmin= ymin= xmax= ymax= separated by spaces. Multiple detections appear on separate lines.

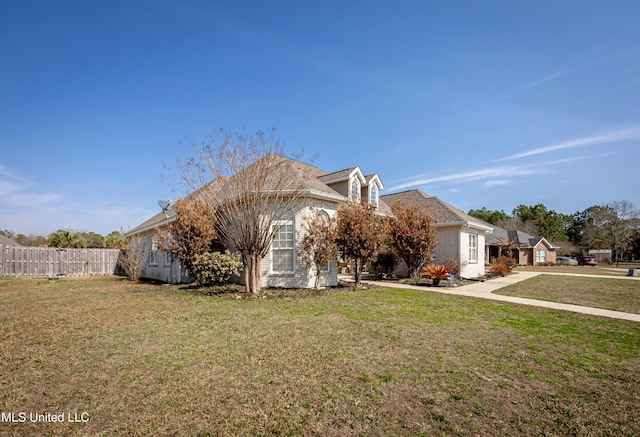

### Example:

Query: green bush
xmin=191 ymin=251 xmax=242 ymax=285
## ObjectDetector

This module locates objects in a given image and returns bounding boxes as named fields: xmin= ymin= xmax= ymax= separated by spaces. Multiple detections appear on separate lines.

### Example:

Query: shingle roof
xmin=380 ymin=189 xmax=492 ymax=230
xmin=317 ymin=167 xmax=357 ymax=182
xmin=0 ymin=234 xmax=20 ymax=246
xmin=485 ymin=227 xmax=545 ymax=248
xmin=364 ymin=173 xmax=383 ymax=188
xmin=129 ymin=155 xmax=398 ymax=233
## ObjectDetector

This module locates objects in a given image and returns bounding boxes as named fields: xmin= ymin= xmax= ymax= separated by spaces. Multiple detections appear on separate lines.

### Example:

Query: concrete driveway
xmin=354 ymin=271 xmax=640 ymax=323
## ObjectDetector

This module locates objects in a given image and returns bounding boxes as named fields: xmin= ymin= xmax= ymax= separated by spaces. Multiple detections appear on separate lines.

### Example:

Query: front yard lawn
xmin=494 ymin=274 xmax=640 ymax=314
xmin=516 ymin=264 xmax=631 ymax=276
xmin=1 ymin=276 xmax=638 ymax=436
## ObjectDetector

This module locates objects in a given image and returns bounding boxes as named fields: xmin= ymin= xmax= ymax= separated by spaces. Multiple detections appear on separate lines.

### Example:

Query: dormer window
xmin=370 ymin=184 xmax=378 ymax=207
xmin=351 ymin=178 xmax=360 ymax=201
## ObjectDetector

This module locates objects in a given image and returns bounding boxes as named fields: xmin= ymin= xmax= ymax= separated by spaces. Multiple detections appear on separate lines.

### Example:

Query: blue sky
xmin=1 ymin=0 xmax=639 ymax=236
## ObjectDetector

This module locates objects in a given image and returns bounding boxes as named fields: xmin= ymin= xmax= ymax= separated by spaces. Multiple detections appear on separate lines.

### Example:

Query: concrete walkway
xmin=351 ymin=271 xmax=640 ymax=323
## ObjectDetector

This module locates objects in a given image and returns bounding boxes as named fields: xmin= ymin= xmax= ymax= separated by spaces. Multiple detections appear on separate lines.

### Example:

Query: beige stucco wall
xmin=328 ymin=180 xmax=349 ymax=198
xmin=138 ymin=198 xmax=341 ymax=288
xmin=402 ymin=225 xmax=486 ymax=279
xmin=136 ymin=231 xmax=186 ymax=284
xmin=259 ymin=199 xmax=340 ymax=289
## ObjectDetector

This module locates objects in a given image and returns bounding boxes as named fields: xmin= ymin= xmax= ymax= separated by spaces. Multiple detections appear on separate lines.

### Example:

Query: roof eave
xmin=433 ymin=221 xmax=493 ymax=232
xmin=126 ymin=216 xmax=176 ymax=236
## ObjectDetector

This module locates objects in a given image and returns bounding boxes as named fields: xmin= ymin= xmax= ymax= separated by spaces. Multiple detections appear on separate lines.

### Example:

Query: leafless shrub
xmin=119 ymin=232 xmax=146 ymax=282
xmin=177 ymin=128 xmax=310 ymax=295
xmin=301 ymin=208 xmax=338 ymax=289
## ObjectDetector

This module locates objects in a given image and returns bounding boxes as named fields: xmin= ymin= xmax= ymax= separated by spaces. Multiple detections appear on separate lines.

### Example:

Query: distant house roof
xmin=0 ymin=234 xmax=20 ymax=246
xmin=486 ymin=227 xmax=556 ymax=249
xmin=380 ymin=189 xmax=493 ymax=232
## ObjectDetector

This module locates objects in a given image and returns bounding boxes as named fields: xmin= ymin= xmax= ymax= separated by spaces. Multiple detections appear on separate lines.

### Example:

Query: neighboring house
xmin=485 ymin=227 xmax=557 ymax=265
xmin=128 ymin=156 xmax=389 ymax=287
xmin=0 ymin=234 xmax=20 ymax=246
xmin=380 ymin=190 xmax=493 ymax=278
xmin=587 ymin=249 xmax=611 ymax=262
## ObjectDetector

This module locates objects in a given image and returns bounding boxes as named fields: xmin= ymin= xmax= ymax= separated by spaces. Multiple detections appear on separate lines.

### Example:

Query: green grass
xmin=516 ymin=264 xmax=633 ymax=276
xmin=0 ymin=276 xmax=639 ymax=436
xmin=494 ymin=274 xmax=640 ymax=314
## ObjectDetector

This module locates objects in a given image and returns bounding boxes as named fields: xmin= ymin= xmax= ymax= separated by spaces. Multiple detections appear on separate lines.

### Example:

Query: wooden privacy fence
xmin=0 ymin=244 xmax=122 ymax=278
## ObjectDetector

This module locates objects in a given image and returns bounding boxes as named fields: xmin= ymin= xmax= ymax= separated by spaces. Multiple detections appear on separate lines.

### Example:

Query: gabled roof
xmin=129 ymin=156 xmax=338 ymax=235
xmin=364 ymin=173 xmax=383 ymax=189
xmin=380 ymin=189 xmax=493 ymax=232
xmin=317 ymin=166 xmax=366 ymax=184
xmin=129 ymin=155 xmax=394 ymax=235
xmin=486 ymin=227 xmax=555 ymax=249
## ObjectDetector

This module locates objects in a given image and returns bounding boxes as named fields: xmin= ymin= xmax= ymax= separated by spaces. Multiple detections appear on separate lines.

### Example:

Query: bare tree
xmin=119 ymin=231 xmax=146 ymax=282
xmin=301 ymin=208 xmax=338 ymax=289
xmin=336 ymin=201 xmax=385 ymax=288
xmin=495 ymin=235 xmax=516 ymax=258
xmin=177 ymin=128 xmax=309 ymax=295
xmin=495 ymin=216 xmax=539 ymax=236
xmin=387 ymin=200 xmax=437 ymax=278
xmin=156 ymin=198 xmax=218 ymax=272
xmin=608 ymin=200 xmax=639 ymax=266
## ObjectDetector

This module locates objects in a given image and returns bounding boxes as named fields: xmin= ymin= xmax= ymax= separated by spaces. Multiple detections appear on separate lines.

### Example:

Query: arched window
xmin=370 ymin=184 xmax=378 ymax=207
xmin=318 ymin=210 xmax=330 ymax=221
xmin=351 ymin=178 xmax=360 ymax=201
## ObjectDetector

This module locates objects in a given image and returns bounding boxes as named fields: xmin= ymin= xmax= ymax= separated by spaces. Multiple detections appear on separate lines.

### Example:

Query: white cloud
xmin=0 ymin=163 xmax=62 ymax=207
xmin=0 ymin=180 xmax=21 ymax=196
xmin=387 ymin=148 xmax=618 ymax=193
xmin=493 ymin=128 xmax=639 ymax=162
xmin=518 ymin=69 xmax=569 ymax=91
xmin=517 ymin=49 xmax=625 ymax=93
xmin=388 ymin=165 xmax=539 ymax=191
xmin=0 ymin=163 xmax=27 ymax=182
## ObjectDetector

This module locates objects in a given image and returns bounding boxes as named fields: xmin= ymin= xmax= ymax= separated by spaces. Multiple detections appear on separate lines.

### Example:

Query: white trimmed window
xmin=149 ymin=236 xmax=158 ymax=266
xmin=370 ymin=184 xmax=378 ymax=207
xmin=272 ymin=215 xmax=295 ymax=273
xmin=468 ymin=234 xmax=478 ymax=262
xmin=536 ymin=249 xmax=546 ymax=263
xmin=164 ymin=251 xmax=172 ymax=266
xmin=351 ymin=178 xmax=360 ymax=201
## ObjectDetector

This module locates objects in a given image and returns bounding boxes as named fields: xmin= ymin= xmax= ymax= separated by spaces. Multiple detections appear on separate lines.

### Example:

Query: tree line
xmin=0 ymin=229 xmax=124 ymax=249
xmin=468 ymin=200 xmax=640 ymax=261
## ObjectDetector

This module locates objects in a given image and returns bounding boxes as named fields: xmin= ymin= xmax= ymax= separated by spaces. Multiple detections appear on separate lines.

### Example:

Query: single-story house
xmin=485 ymin=227 xmax=557 ymax=265
xmin=0 ymin=234 xmax=20 ymax=246
xmin=380 ymin=189 xmax=493 ymax=278
xmin=127 ymin=155 xmax=389 ymax=287
xmin=128 ymin=157 xmax=493 ymax=286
